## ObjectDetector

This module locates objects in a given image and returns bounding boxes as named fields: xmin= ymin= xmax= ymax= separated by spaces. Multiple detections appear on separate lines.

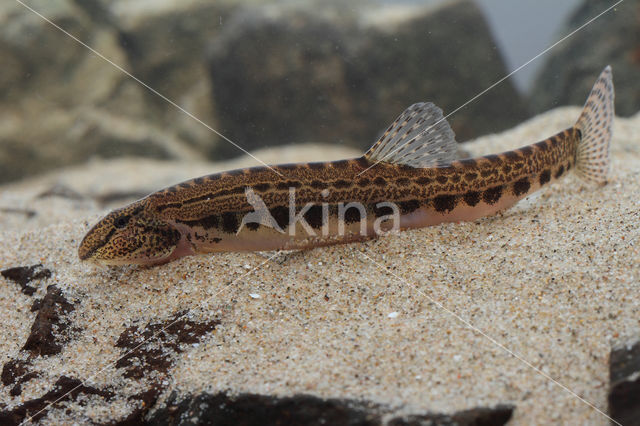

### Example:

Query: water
xmin=381 ymin=0 xmax=583 ymax=92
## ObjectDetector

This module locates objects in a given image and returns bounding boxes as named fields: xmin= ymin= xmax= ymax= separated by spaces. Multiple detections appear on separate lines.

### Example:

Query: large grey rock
xmin=356 ymin=0 xmax=530 ymax=143
xmin=0 ymin=0 xmax=198 ymax=184
xmin=0 ymin=0 xmax=530 ymax=184
xmin=112 ymin=0 xmax=239 ymax=155
xmin=207 ymin=0 xmax=529 ymax=156
xmin=530 ymin=0 xmax=639 ymax=116
xmin=208 ymin=8 xmax=364 ymax=158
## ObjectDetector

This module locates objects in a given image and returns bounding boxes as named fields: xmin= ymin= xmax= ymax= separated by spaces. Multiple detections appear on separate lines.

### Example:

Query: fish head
xmin=78 ymin=200 xmax=192 ymax=266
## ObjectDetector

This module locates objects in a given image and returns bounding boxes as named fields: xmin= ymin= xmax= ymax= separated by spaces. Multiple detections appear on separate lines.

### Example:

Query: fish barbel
xmin=79 ymin=67 xmax=614 ymax=266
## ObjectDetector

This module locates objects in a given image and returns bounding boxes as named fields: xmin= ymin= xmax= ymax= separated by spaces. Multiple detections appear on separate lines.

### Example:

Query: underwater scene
xmin=0 ymin=0 xmax=638 ymax=424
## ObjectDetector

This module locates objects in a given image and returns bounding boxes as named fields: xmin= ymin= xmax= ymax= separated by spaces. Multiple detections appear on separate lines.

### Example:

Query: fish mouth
xmin=78 ymin=227 xmax=114 ymax=261
xmin=83 ymin=248 xmax=175 ymax=267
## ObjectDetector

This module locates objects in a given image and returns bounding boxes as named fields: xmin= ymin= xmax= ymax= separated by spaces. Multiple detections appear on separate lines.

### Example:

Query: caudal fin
xmin=574 ymin=66 xmax=614 ymax=184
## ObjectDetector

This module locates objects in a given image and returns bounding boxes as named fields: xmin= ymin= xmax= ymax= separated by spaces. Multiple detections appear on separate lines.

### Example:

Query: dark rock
xmin=115 ymin=311 xmax=219 ymax=379
xmin=608 ymin=340 xmax=640 ymax=425
xmin=115 ymin=1 xmax=235 ymax=155
xmin=208 ymin=1 xmax=528 ymax=157
xmin=1 ymin=359 xmax=30 ymax=387
xmin=1 ymin=358 xmax=39 ymax=396
xmin=0 ymin=375 xmax=113 ymax=425
xmin=70 ymin=0 xmax=116 ymax=27
xmin=8 ymin=372 xmax=39 ymax=397
xmin=1 ymin=0 xmax=528 ymax=183
xmin=388 ymin=405 xmax=514 ymax=426
xmin=356 ymin=0 xmax=529 ymax=143
xmin=23 ymin=285 xmax=75 ymax=356
xmin=105 ymin=312 xmax=219 ymax=423
xmin=1 ymin=354 xmax=39 ymax=398
xmin=0 ymin=1 xmax=198 ymax=183
xmin=148 ymin=392 xmax=514 ymax=426
xmin=107 ymin=386 xmax=162 ymax=426
xmin=150 ymin=392 xmax=381 ymax=426
xmin=208 ymin=9 xmax=363 ymax=157
xmin=112 ymin=386 xmax=162 ymax=426
xmin=530 ymin=0 xmax=639 ymax=116
xmin=1 ymin=264 xmax=52 ymax=296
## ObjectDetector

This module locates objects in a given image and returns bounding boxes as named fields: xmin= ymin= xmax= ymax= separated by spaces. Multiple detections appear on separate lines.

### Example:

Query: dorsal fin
xmin=364 ymin=102 xmax=457 ymax=168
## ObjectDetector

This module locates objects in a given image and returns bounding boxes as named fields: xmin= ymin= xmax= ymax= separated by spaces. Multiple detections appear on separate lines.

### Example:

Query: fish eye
xmin=114 ymin=216 xmax=130 ymax=229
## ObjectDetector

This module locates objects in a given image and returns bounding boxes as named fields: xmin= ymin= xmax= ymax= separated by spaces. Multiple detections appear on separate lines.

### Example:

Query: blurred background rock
xmin=0 ymin=0 xmax=636 ymax=183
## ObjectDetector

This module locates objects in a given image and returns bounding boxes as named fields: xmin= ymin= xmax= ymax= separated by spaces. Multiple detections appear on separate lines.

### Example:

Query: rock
xmin=0 ymin=1 xmax=200 ymax=184
xmin=112 ymin=0 xmax=238 ymax=156
xmin=0 ymin=0 xmax=529 ymax=183
xmin=389 ymin=406 xmax=514 ymax=426
xmin=208 ymin=1 xmax=528 ymax=156
xmin=148 ymin=392 xmax=513 ymax=426
xmin=356 ymin=0 xmax=530 ymax=143
xmin=114 ymin=311 xmax=219 ymax=379
xmin=530 ymin=0 xmax=639 ymax=116
xmin=608 ymin=340 xmax=640 ymax=425
xmin=1 ymin=359 xmax=38 ymax=397
xmin=0 ymin=264 xmax=51 ymax=296
xmin=0 ymin=375 xmax=113 ymax=425
xmin=0 ymin=307 xmax=217 ymax=425
xmin=208 ymin=8 xmax=363 ymax=157
xmin=23 ymin=285 xmax=75 ymax=356
xmin=0 ymin=282 xmax=76 ymax=403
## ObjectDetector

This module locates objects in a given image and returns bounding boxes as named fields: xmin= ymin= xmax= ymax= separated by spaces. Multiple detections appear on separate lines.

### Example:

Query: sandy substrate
xmin=0 ymin=107 xmax=639 ymax=425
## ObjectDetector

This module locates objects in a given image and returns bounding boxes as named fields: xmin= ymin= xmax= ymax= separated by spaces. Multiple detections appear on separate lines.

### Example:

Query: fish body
xmin=79 ymin=67 xmax=614 ymax=266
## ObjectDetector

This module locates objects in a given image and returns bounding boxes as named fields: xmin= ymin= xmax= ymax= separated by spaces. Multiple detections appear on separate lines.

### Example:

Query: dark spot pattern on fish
xmin=513 ymin=178 xmax=531 ymax=196
xmin=504 ymin=151 xmax=521 ymax=161
xmin=305 ymin=205 xmax=324 ymax=229
xmin=373 ymin=177 xmax=387 ymax=187
xmin=482 ymin=186 xmax=503 ymax=205
xmin=357 ymin=178 xmax=371 ymax=187
xmin=458 ymin=158 xmax=477 ymax=168
xmin=519 ymin=146 xmax=533 ymax=156
xmin=433 ymin=195 xmax=457 ymax=213
xmin=343 ymin=205 xmax=365 ymax=224
xmin=270 ymin=206 xmax=290 ymax=231
xmin=333 ymin=180 xmax=352 ymax=189
xmin=308 ymin=162 xmax=326 ymax=170
xmin=221 ymin=212 xmax=239 ymax=234
xmin=540 ymin=169 xmax=551 ymax=185
xmin=463 ymin=191 xmax=480 ymax=207
xmin=398 ymin=200 xmax=420 ymax=214
xmin=245 ymin=222 xmax=260 ymax=231
xmin=254 ymin=183 xmax=271 ymax=192
xmin=464 ymin=172 xmax=478 ymax=182
xmin=177 ymin=215 xmax=219 ymax=230
xmin=373 ymin=204 xmax=394 ymax=217
xmin=332 ymin=160 xmax=350 ymax=169
xmin=310 ymin=180 xmax=328 ymax=189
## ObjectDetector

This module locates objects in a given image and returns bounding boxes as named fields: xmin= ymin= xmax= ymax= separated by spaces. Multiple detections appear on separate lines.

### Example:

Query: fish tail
xmin=573 ymin=65 xmax=614 ymax=184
